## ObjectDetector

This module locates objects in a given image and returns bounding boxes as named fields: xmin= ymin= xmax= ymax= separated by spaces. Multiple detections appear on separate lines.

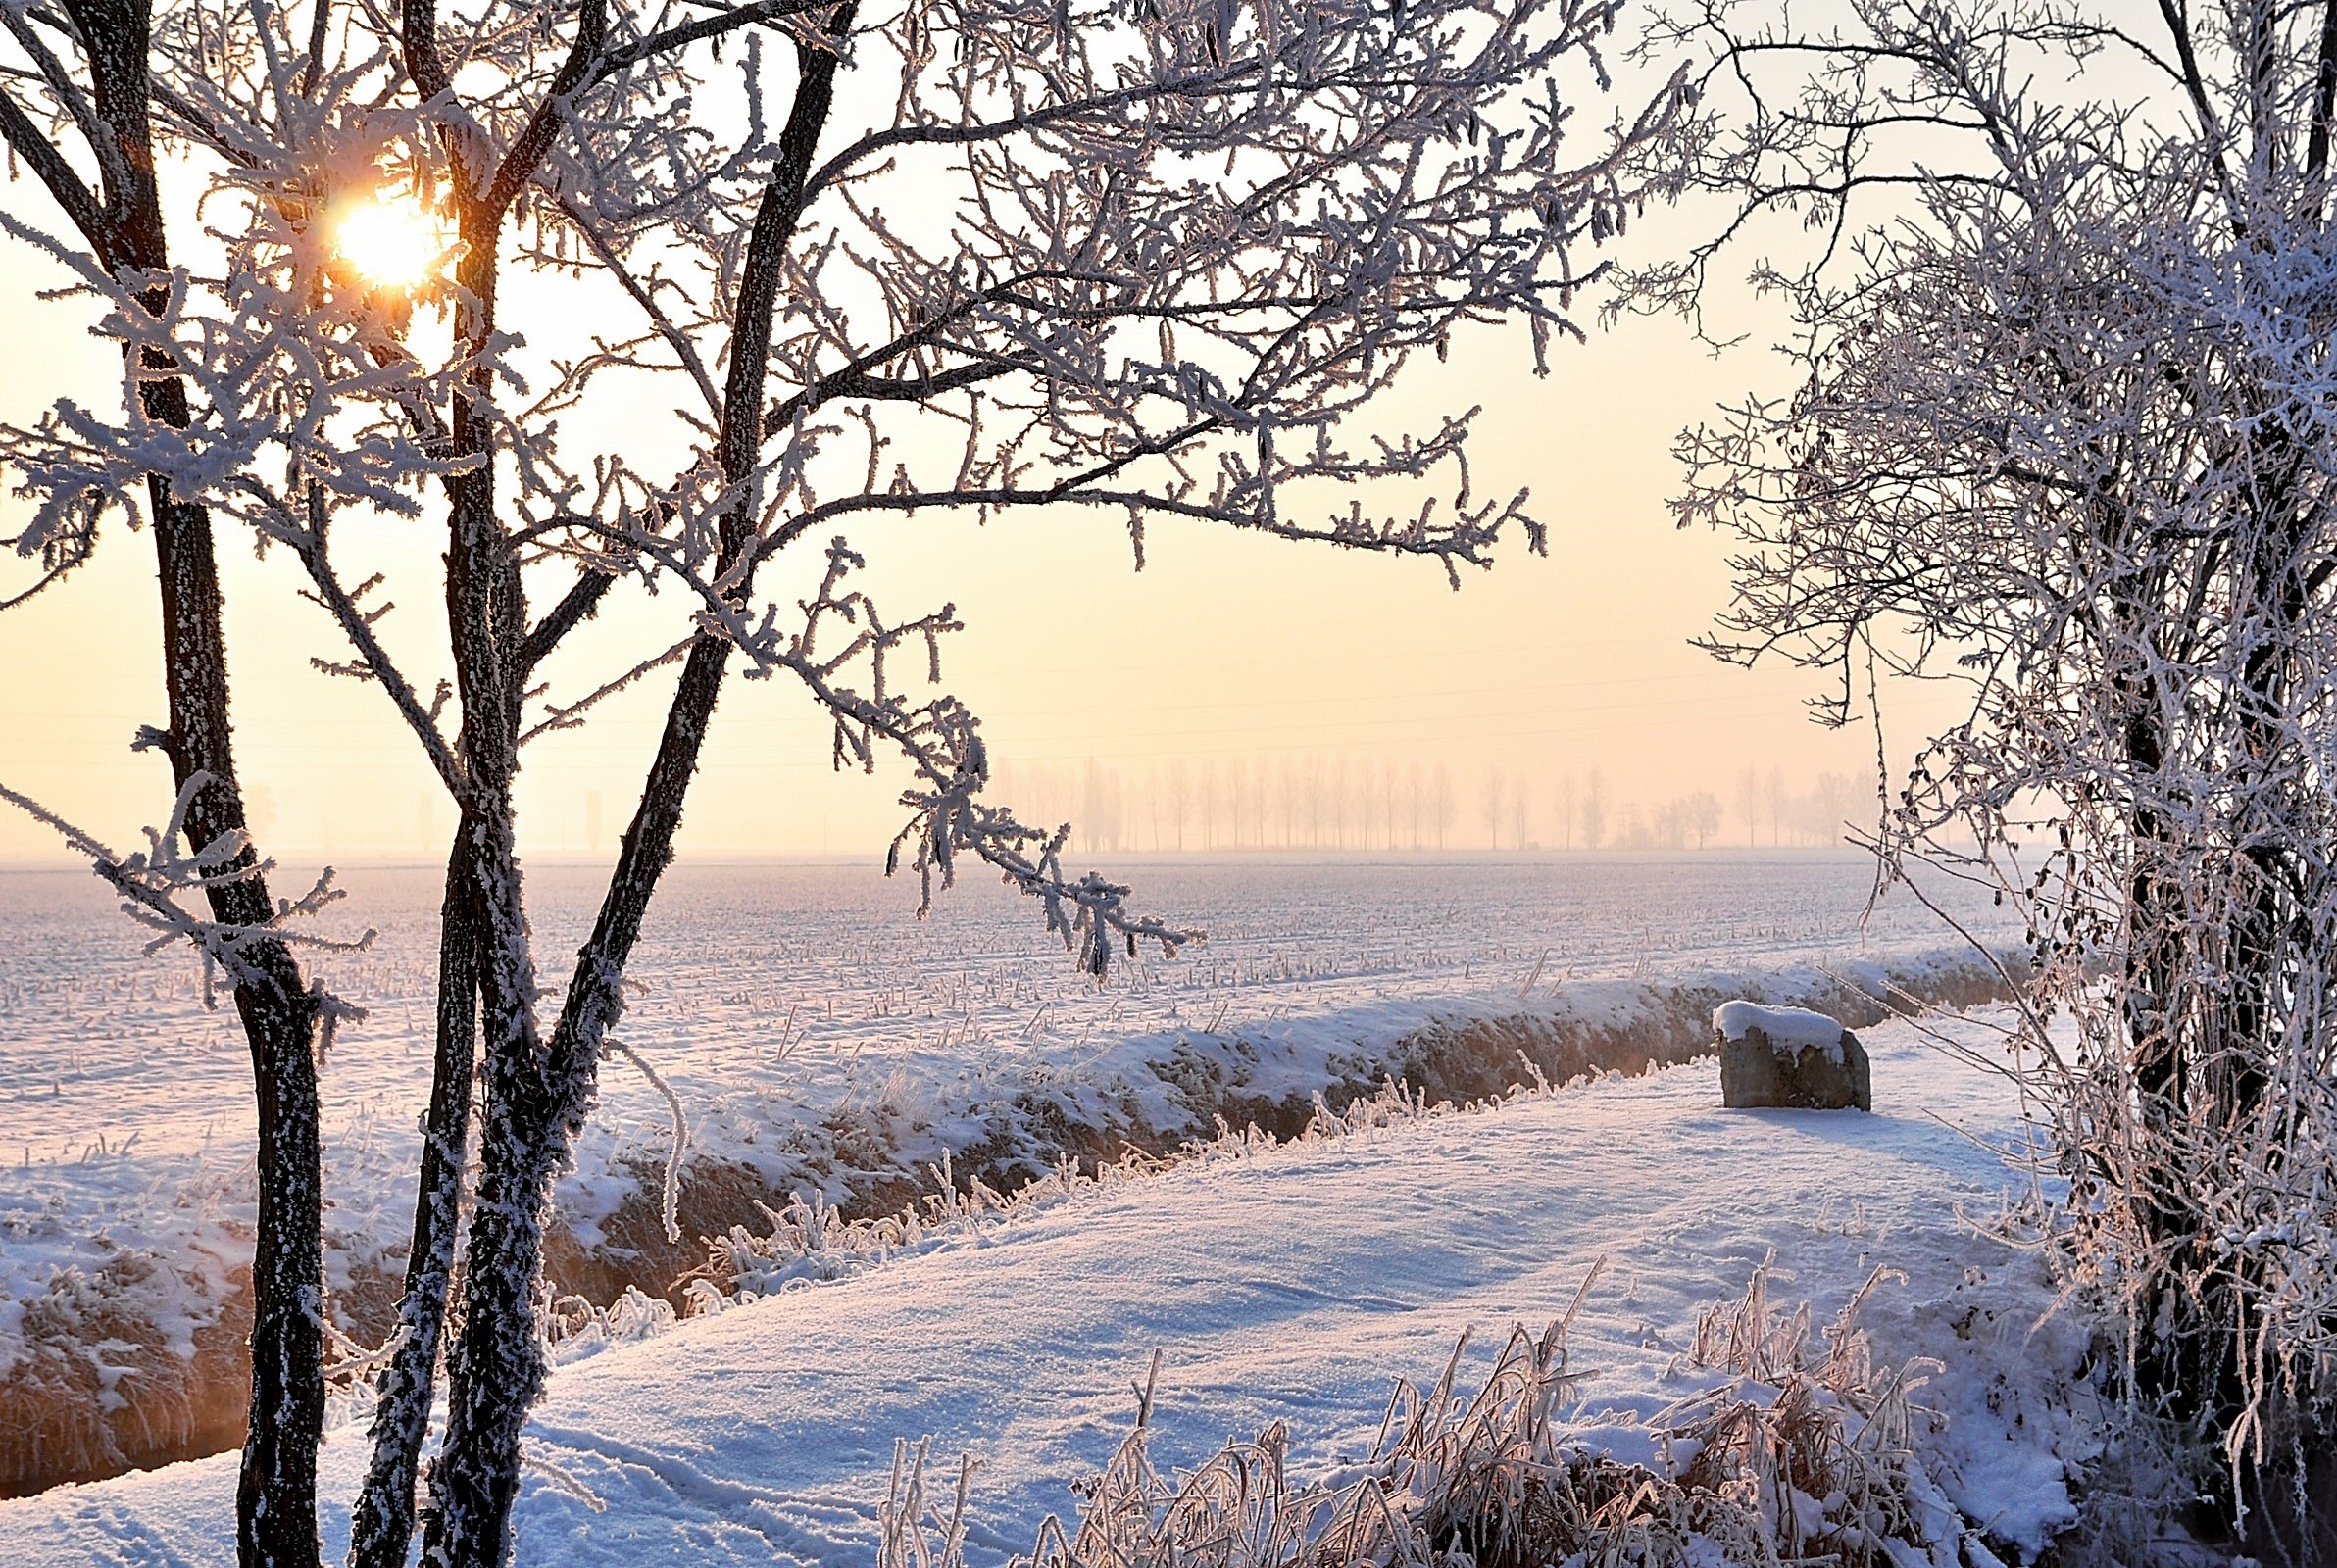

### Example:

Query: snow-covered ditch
xmin=0 ymin=1005 xmax=2094 ymax=1566
xmin=0 ymin=939 xmax=2018 ymax=1497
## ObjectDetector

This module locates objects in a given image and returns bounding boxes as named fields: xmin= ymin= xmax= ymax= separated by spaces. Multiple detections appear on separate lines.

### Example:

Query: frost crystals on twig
xmin=728 ymin=537 xmax=1200 ymax=977
xmin=0 ymin=771 xmax=374 ymax=1011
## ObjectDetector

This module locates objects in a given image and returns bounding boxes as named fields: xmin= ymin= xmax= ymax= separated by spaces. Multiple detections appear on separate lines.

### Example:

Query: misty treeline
xmin=0 ymin=0 xmax=1690 ymax=1558
xmin=1645 ymin=0 xmax=2337 ymax=1553
xmin=997 ymin=758 xmax=1861 ymax=853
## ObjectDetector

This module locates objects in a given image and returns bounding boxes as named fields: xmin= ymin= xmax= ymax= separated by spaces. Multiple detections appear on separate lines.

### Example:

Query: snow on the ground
xmin=3 ymin=858 xmax=1949 ymax=1169
xmin=0 ymin=1007 xmax=2091 ymax=1566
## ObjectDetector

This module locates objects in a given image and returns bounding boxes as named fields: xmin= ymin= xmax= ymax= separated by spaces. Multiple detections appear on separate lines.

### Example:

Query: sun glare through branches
xmin=331 ymin=195 xmax=443 ymax=291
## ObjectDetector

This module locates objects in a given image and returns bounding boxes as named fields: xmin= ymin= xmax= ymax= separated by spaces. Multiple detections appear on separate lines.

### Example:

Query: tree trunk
xmin=349 ymin=843 xmax=479 ymax=1568
xmin=158 ymin=474 xmax=328 ymax=1568
xmin=416 ymin=33 xmax=848 ymax=1557
xmin=57 ymin=0 xmax=325 ymax=1557
xmin=419 ymin=197 xmax=550 ymax=1559
xmin=418 ymin=908 xmax=558 ymax=1567
xmin=147 ymin=357 xmax=324 ymax=1568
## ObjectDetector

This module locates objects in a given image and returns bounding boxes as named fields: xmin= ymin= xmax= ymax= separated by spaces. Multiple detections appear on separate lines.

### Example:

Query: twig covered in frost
xmin=0 ymin=773 xmax=374 ymax=1009
xmin=705 ymin=536 xmax=1201 ymax=975
xmin=606 ymin=1038 xmax=692 ymax=1246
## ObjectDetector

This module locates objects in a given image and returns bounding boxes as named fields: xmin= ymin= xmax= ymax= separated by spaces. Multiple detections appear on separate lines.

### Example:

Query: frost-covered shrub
xmin=1656 ymin=1263 xmax=1953 ymax=1565
xmin=1646 ymin=0 xmax=2337 ymax=1536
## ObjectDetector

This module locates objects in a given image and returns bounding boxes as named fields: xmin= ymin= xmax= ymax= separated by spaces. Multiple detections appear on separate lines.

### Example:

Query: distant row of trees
xmin=992 ymin=759 xmax=1870 ymax=855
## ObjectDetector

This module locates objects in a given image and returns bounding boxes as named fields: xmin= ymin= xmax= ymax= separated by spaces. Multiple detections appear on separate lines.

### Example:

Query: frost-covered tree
xmin=1164 ymin=759 xmax=1191 ymax=852
xmin=1641 ymin=0 xmax=2337 ymax=1545
xmin=1799 ymin=771 xmax=1860 ymax=850
xmin=0 ymin=1 xmax=355 ymax=1558
xmin=0 ymin=0 xmax=1689 ymax=1559
xmin=1682 ymin=788 xmax=1717 ymax=849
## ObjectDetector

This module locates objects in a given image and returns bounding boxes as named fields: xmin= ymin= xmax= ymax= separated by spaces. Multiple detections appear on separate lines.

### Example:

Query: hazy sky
xmin=0 ymin=88 xmax=1963 ymax=866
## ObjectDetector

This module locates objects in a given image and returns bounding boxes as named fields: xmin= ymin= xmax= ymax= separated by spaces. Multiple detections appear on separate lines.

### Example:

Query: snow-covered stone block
xmin=1714 ymin=1001 xmax=1871 ymax=1112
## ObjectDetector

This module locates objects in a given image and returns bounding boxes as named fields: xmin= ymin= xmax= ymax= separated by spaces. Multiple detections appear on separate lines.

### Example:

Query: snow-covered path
xmin=0 ymin=1013 xmax=2081 ymax=1567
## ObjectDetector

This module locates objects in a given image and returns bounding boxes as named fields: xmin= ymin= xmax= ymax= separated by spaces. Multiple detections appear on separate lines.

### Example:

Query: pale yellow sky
xmin=0 ymin=155 xmax=1960 ymax=865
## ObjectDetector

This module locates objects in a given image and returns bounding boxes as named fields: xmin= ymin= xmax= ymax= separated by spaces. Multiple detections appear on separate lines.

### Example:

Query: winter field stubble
xmin=0 ymin=853 xmax=2014 ymax=1495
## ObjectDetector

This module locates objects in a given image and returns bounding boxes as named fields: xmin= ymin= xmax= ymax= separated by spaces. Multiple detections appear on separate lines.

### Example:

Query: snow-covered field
xmin=0 ymin=1005 xmax=2087 ymax=1565
xmin=0 ymin=853 xmax=1981 ymax=1169
xmin=0 ymin=853 xmax=2019 ymax=1496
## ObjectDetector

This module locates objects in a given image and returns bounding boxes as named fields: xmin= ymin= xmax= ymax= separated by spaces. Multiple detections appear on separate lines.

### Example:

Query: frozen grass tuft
xmin=878 ymin=1265 xmax=1971 ymax=1568
xmin=1655 ymin=1258 xmax=1956 ymax=1565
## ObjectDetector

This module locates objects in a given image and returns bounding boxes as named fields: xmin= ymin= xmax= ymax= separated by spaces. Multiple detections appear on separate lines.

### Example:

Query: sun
xmin=333 ymin=195 xmax=445 ymax=291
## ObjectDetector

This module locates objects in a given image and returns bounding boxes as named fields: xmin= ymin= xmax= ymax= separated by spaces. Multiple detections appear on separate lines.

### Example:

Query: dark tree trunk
xmin=160 ymin=470 xmax=328 ymax=1568
xmin=415 ymin=27 xmax=849 ymax=1559
xmin=419 ymin=923 xmax=559 ymax=1567
xmin=45 ymin=0 xmax=326 ymax=1559
xmin=419 ymin=204 xmax=550 ymax=1563
xmin=349 ymin=844 xmax=480 ymax=1568
xmin=149 ymin=288 xmax=326 ymax=1568
xmin=2120 ymin=403 xmax=2323 ymax=1544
